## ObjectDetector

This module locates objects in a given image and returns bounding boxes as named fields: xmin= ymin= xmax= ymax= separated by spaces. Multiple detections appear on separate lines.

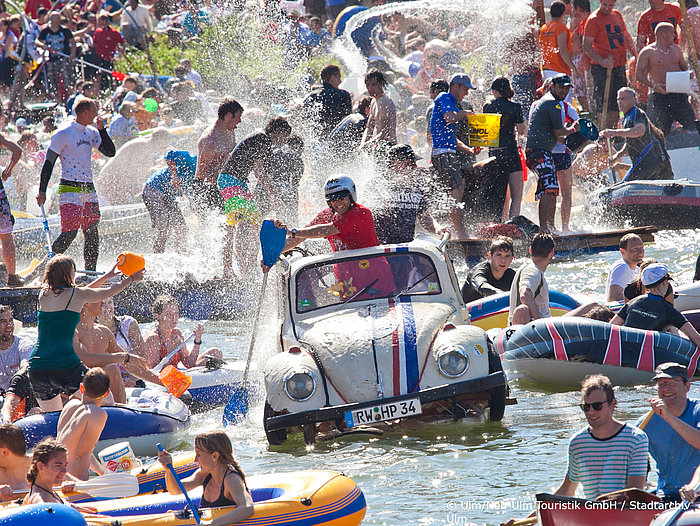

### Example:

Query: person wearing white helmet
xmin=611 ymin=263 xmax=700 ymax=347
xmin=275 ymin=174 xmax=379 ymax=255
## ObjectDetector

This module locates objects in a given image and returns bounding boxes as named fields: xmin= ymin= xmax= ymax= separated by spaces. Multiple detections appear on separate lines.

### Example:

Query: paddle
xmin=222 ymin=220 xmax=287 ymax=426
xmin=157 ymin=443 xmax=200 ymax=524
xmin=602 ymin=55 xmax=613 ymax=130
xmin=152 ymin=326 xmax=202 ymax=374
xmin=12 ymin=473 xmax=139 ymax=499
xmin=40 ymin=203 xmax=54 ymax=258
xmin=660 ymin=482 xmax=700 ymax=526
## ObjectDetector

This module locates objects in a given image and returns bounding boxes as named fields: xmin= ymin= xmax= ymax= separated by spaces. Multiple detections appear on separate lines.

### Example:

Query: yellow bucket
xmin=117 ymin=252 xmax=145 ymax=277
xmin=466 ymin=114 xmax=501 ymax=148
xmin=159 ymin=365 xmax=192 ymax=398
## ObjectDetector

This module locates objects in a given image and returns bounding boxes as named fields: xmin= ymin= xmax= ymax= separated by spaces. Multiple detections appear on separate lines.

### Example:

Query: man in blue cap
xmin=525 ymin=72 xmax=580 ymax=233
xmin=637 ymin=362 xmax=700 ymax=503
xmin=429 ymin=73 xmax=480 ymax=239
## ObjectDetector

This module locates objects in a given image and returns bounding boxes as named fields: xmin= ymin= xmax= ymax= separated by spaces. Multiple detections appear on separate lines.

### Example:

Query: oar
xmin=222 ymin=220 xmax=287 ymax=426
xmin=40 ymin=203 xmax=54 ymax=258
xmin=601 ymin=55 xmax=613 ymax=130
xmin=152 ymin=326 xmax=202 ymax=374
xmin=660 ymin=483 xmax=700 ymax=526
xmin=12 ymin=473 xmax=139 ymax=499
xmin=157 ymin=443 xmax=200 ymax=524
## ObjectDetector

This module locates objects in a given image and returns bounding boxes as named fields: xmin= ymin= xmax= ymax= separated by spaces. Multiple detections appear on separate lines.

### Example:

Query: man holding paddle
xmin=637 ymin=362 xmax=700 ymax=503
xmin=582 ymin=0 xmax=637 ymax=130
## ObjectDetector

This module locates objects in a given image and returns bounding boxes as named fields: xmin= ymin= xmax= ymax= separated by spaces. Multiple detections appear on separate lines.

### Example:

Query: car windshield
xmin=295 ymin=252 xmax=441 ymax=313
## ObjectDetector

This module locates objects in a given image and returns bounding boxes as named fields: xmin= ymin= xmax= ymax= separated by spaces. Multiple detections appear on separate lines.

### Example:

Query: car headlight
xmin=436 ymin=347 xmax=469 ymax=378
xmin=283 ymin=370 xmax=317 ymax=401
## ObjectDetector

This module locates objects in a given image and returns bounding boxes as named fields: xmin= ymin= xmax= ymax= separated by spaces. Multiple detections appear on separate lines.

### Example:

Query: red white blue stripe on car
xmin=388 ymin=296 xmax=420 ymax=396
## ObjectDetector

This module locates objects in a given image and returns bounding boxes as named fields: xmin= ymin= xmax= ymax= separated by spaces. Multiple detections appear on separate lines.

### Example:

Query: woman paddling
xmin=28 ymin=255 xmax=144 ymax=412
xmin=157 ymin=431 xmax=254 ymax=525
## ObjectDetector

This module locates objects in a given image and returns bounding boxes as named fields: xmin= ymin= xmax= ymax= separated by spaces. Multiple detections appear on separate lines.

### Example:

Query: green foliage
xmin=113 ymin=16 xmax=336 ymax=91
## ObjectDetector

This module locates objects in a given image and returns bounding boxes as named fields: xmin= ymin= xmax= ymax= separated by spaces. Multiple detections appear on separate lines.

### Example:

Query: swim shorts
xmin=525 ymin=149 xmax=559 ymax=200
xmin=431 ymin=152 xmax=464 ymax=191
xmin=552 ymin=152 xmax=573 ymax=171
xmin=57 ymin=179 xmax=100 ymax=232
xmin=28 ymin=364 xmax=87 ymax=401
xmin=142 ymin=185 xmax=185 ymax=230
xmin=217 ymin=173 xmax=262 ymax=227
xmin=0 ymin=187 xmax=14 ymax=235
xmin=647 ymin=92 xmax=696 ymax=136
xmin=591 ymin=64 xmax=626 ymax=113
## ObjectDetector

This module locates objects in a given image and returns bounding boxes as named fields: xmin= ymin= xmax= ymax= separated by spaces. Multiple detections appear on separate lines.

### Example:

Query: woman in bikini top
xmin=158 ymin=430 xmax=254 ymax=524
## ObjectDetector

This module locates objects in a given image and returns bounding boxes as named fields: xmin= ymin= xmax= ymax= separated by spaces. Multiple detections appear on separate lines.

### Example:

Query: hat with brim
xmin=642 ymin=262 xmax=672 ymax=287
xmin=652 ymin=362 xmax=688 ymax=382
xmin=450 ymin=73 xmax=476 ymax=89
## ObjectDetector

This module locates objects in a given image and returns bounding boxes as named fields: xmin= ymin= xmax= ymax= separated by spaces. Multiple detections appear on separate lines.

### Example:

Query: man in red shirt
xmin=86 ymin=13 xmax=125 ymax=89
xmin=583 ymin=0 xmax=637 ymax=129
xmin=540 ymin=1 xmax=579 ymax=103
xmin=24 ymin=0 xmax=50 ymax=19
xmin=637 ymin=0 xmax=682 ymax=49
xmin=280 ymin=175 xmax=379 ymax=253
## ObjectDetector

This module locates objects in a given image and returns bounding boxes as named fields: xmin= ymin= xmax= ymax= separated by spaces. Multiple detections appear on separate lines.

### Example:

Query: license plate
xmin=344 ymin=398 xmax=422 ymax=428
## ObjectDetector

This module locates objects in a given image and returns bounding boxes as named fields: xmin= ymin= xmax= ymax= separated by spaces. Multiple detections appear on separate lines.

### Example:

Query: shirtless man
xmin=75 ymin=301 xmax=157 ymax=404
xmin=192 ymin=98 xmax=243 ymax=215
xmin=0 ymin=424 xmax=32 ymax=498
xmin=636 ymin=22 xmax=696 ymax=135
xmin=56 ymin=367 xmax=110 ymax=480
xmin=359 ymin=69 xmax=397 ymax=154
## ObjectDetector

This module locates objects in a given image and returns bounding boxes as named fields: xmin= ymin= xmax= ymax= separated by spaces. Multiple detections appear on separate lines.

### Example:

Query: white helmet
xmin=324 ymin=175 xmax=357 ymax=203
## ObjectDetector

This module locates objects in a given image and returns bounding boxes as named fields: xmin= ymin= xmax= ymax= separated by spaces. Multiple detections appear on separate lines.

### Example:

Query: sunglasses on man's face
xmin=579 ymin=400 xmax=609 ymax=412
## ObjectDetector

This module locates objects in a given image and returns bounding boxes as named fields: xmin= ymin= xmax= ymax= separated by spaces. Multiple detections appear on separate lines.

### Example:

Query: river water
xmin=17 ymin=228 xmax=695 ymax=525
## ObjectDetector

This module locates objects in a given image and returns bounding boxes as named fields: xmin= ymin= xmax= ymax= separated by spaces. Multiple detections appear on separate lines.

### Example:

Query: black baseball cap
xmin=387 ymin=144 xmax=420 ymax=164
xmin=551 ymin=73 xmax=573 ymax=87
xmin=652 ymin=362 xmax=689 ymax=383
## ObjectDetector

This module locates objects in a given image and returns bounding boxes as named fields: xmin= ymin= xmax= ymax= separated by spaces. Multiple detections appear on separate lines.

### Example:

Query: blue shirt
xmin=637 ymin=398 xmax=700 ymax=497
xmin=145 ymin=150 xmax=197 ymax=199
xmin=430 ymin=91 xmax=460 ymax=154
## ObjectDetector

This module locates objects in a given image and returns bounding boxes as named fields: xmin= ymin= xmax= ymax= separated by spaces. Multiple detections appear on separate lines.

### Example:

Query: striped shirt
xmin=567 ymin=423 xmax=649 ymax=499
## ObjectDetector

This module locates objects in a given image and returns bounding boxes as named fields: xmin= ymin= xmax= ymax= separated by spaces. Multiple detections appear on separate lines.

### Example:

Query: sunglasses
xmin=326 ymin=192 xmax=350 ymax=203
xmin=579 ymin=400 xmax=609 ymax=412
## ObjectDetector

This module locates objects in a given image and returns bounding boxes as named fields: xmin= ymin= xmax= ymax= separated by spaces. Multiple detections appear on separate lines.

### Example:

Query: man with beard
xmin=0 ymin=306 xmax=33 ymax=394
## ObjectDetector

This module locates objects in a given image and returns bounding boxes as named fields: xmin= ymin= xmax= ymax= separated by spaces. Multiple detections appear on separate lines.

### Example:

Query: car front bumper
xmin=265 ymin=371 xmax=506 ymax=431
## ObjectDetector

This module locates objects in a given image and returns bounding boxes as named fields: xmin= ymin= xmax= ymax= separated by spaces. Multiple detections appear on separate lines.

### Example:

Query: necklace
xmin=653 ymin=44 xmax=672 ymax=55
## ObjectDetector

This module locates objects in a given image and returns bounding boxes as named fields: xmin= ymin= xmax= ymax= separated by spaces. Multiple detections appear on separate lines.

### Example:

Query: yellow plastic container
xmin=158 ymin=366 xmax=192 ymax=398
xmin=117 ymin=252 xmax=145 ymax=277
xmin=466 ymin=113 xmax=501 ymax=148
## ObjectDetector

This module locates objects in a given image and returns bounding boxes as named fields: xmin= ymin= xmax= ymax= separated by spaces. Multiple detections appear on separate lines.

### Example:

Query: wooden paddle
xmin=602 ymin=55 xmax=613 ymax=130
xmin=13 ymin=473 xmax=140 ymax=499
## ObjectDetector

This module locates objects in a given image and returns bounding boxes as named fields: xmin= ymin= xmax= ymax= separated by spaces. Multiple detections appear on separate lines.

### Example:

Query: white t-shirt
xmin=552 ymin=101 xmax=578 ymax=154
xmin=605 ymin=258 xmax=638 ymax=300
xmin=508 ymin=261 xmax=550 ymax=324
xmin=121 ymin=4 xmax=153 ymax=33
xmin=0 ymin=336 xmax=34 ymax=391
xmin=48 ymin=121 xmax=102 ymax=183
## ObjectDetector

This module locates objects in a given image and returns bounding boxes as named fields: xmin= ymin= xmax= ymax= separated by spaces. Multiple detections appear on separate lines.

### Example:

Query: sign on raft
xmin=467 ymin=114 xmax=501 ymax=148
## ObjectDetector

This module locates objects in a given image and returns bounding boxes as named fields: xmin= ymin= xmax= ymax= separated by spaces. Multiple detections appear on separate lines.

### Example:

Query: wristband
xmin=194 ymin=339 xmax=202 ymax=345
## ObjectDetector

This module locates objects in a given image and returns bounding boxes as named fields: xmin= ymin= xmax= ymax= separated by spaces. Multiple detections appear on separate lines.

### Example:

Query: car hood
xmin=296 ymin=299 xmax=455 ymax=403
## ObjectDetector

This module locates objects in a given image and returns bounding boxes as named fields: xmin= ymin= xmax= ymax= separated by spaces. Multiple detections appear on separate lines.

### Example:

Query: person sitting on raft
xmin=611 ymin=263 xmax=700 ymax=348
xmin=143 ymin=294 xmax=222 ymax=369
xmin=28 ymin=255 xmax=143 ymax=412
xmin=157 ymin=430 xmax=254 ymax=524
xmin=21 ymin=437 xmax=96 ymax=513
xmin=461 ymin=236 xmax=515 ymax=303
xmin=0 ymin=424 xmax=32 ymax=498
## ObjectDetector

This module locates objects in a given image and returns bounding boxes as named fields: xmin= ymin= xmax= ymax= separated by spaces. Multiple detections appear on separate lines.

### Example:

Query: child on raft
xmin=157 ymin=430 xmax=254 ymax=524
xmin=21 ymin=438 xmax=96 ymax=513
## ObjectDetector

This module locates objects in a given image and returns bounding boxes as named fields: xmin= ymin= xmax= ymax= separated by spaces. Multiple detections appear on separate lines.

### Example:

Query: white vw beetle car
xmin=263 ymin=235 xmax=508 ymax=445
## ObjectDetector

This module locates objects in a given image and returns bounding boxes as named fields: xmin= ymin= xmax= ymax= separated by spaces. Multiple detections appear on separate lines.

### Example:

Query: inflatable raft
xmin=467 ymin=290 xmax=580 ymax=330
xmin=181 ymin=361 xmax=248 ymax=411
xmin=0 ymin=503 xmax=86 ymax=526
xmin=84 ymin=470 xmax=366 ymax=526
xmin=492 ymin=317 xmax=699 ymax=387
xmin=589 ymin=179 xmax=700 ymax=230
xmin=15 ymin=388 xmax=189 ymax=456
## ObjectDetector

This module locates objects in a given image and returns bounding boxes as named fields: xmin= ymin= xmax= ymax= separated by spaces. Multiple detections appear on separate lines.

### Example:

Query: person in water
xmin=157 ymin=430 xmax=254 ymax=524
